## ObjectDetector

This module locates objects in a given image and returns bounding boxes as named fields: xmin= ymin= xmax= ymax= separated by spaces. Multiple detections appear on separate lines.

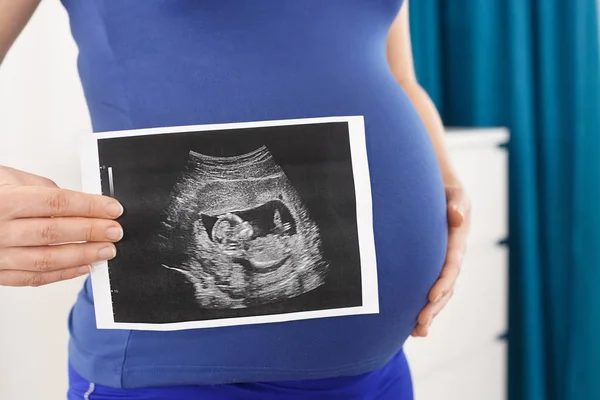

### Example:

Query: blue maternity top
xmin=62 ymin=0 xmax=448 ymax=392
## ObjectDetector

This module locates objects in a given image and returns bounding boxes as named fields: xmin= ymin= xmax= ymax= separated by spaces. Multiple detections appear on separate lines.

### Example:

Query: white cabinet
xmin=412 ymin=341 xmax=508 ymax=400
xmin=445 ymin=129 xmax=509 ymax=246
xmin=404 ymin=128 xmax=509 ymax=400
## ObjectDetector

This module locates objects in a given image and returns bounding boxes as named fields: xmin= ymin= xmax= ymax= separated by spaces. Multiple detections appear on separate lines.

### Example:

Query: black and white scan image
xmin=158 ymin=146 xmax=328 ymax=309
xmin=82 ymin=117 xmax=378 ymax=330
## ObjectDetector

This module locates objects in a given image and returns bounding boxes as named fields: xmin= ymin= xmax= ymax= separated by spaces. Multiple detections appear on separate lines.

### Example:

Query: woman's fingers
xmin=446 ymin=186 xmax=471 ymax=229
xmin=412 ymin=290 xmax=454 ymax=337
xmin=427 ymin=244 xmax=464 ymax=303
xmin=0 ymin=265 xmax=91 ymax=287
xmin=418 ymin=290 xmax=454 ymax=326
xmin=411 ymin=186 xmax=471 ymax=339
xmin=0 ymin=186 xmax=123 ymax=219
xmin=0 ymin=217 xmax=123 ymax=247
xmin=0 ymin=167 xmax=123 ymax=287
xmin=447 ymin=204 xmax=465 ymax=227
xmin=411 ymin=326 xmax=427 ymax=337
xmin=0 ymin=242 xmax=116 ymax=272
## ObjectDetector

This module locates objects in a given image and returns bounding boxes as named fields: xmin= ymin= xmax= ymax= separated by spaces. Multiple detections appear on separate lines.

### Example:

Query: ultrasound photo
xmin=81 ymin=117 xmax=379 ymax=330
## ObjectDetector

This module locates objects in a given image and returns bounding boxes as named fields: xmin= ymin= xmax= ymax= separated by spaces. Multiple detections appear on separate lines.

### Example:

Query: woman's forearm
xmin=0 ymin=0 xmax=40 ymax=64
xmin=400 ymin=80 xmax=461 ymax=186
xmin=384 ymin=0 xmax=458 ymax=186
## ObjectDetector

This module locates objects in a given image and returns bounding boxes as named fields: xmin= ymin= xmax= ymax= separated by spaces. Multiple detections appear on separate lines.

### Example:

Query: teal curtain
xmin=409 ymin=1 xmax=600 ymax=399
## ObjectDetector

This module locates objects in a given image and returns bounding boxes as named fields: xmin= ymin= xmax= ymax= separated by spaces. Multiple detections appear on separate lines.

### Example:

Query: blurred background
xmin=0 ymin=1 xmax=598 ymax=399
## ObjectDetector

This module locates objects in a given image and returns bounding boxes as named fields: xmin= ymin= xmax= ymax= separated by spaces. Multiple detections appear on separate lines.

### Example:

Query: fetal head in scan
xmin=157 ymin=146 xmax=329 ymax=309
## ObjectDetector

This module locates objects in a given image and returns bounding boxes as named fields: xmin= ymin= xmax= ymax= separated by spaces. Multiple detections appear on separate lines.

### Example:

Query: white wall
xmin=0 ymin=1 xmax=91 ymax=399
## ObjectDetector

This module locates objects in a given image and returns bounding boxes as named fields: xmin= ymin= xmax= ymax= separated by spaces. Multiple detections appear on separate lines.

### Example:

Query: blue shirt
xmin=62 ymin=0 xmax=448 ymax=395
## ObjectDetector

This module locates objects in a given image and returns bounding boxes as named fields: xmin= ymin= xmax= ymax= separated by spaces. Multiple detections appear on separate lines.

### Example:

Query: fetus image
xmin=157 ymin=146 xmax=329 ymax=309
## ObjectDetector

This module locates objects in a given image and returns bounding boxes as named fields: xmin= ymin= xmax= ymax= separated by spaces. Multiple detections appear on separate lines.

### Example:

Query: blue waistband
xmin=67 ymin=349 xmax=412 ymax=400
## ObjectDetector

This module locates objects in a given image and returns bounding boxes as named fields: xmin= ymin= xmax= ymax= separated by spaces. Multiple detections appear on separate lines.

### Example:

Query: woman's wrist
xmin=439 ymin=165 xmax=462 ymax=188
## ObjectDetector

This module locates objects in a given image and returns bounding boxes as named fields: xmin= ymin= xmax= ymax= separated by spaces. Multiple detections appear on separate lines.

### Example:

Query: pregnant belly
xmin=117 ymin=121 xmax=448 ymax=383
xmin=71 ymin=137 xmax=446 ymax=387
xmin=76 ymin=73 xmax=448 ymax=385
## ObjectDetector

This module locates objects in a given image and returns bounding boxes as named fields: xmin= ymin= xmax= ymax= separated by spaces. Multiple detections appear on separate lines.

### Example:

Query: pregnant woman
xmin=0 ymin=1 xmax=471 ymax=399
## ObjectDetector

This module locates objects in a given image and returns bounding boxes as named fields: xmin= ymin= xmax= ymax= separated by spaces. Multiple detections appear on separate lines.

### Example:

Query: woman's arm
xmin=0 ymin=0 xmax=40 ymax=64
xmin=386 ymin=1 xmax=459 ymax=185
xmin=387 ymin=1 xmax=471 ymax=337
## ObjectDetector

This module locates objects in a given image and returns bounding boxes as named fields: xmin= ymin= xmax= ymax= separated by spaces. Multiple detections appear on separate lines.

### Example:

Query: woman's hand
xmin=386 ymin=0 xmax=471 ymax=338
xmin=412 ymin=184 xmax=471 ymax=337
xmin=0 ymin=166 xmax=123 ymax=287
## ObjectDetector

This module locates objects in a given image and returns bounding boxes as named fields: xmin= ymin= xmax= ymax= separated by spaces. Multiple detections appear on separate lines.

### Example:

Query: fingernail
xmin=105 ymin=227 xmax=123 ymax=241
xmin=434 ymin=292 xmax=445 ymax=303
xmin=77 ymin=265 xmax=91 ymax=275
xmin=106 ymin=202 xmax=123 ymax=218
xmin=427 ymin=317 xmax=434 ymax=327
xmin=98 ymin=246 xmax=117 ymax=260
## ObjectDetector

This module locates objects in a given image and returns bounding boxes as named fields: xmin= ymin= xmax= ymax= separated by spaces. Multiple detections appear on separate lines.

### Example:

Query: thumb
xmin=0 ymin=166 xmax=59 ymax=188
xmin=447 ymin=204 xmax=464 ymax=227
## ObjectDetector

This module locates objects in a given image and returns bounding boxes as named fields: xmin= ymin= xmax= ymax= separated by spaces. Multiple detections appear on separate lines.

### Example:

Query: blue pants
xmin=68 ymin=350 xmax=413 ymax=400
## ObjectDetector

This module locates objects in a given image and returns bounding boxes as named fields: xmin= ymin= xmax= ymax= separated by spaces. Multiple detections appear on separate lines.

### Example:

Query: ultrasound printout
xmin=80 ymin=116 xmax=378 ymax=330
